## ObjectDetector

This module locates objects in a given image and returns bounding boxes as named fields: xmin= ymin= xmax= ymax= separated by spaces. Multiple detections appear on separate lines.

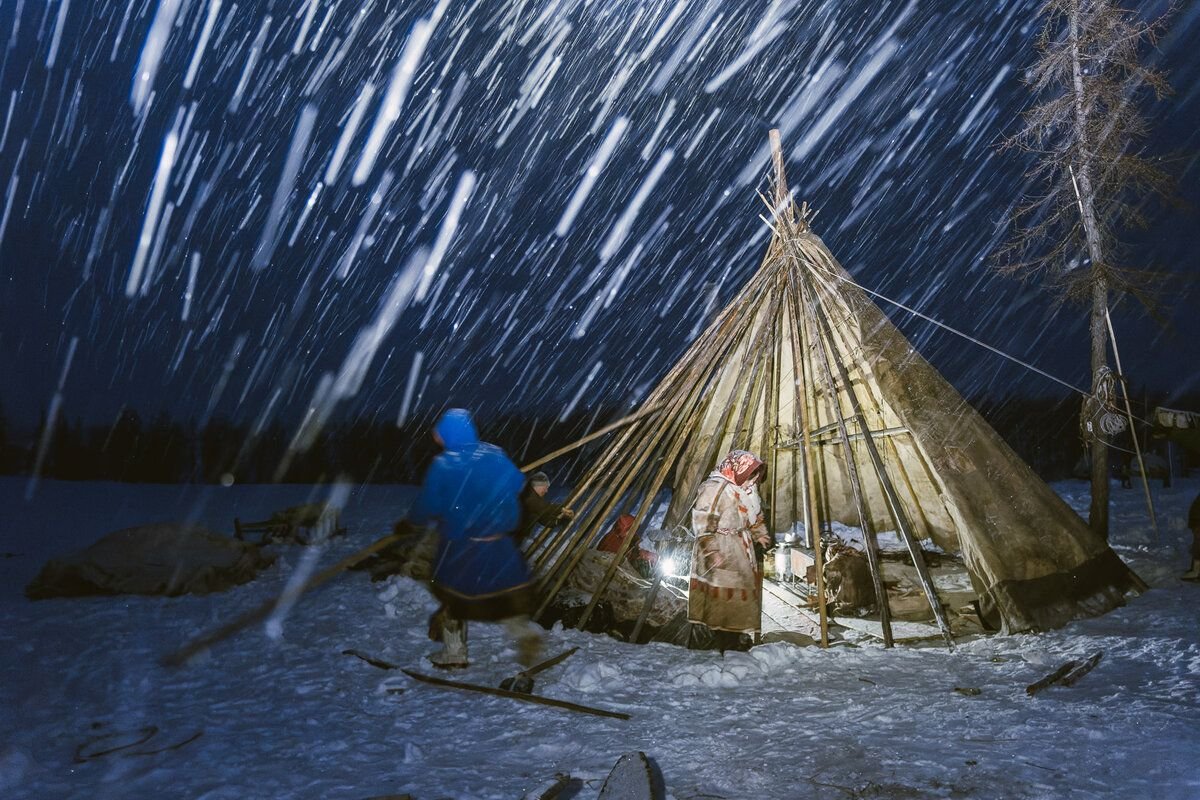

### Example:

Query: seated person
xmin=596 ymin=514 xmax=658 ymax=576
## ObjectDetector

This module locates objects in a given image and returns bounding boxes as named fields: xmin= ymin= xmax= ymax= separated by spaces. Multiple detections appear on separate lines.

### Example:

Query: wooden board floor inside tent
xmin=761 ymin=578 xmax=947 ymax=644
xmin=760 ymin=580 xmax=825 ymax=641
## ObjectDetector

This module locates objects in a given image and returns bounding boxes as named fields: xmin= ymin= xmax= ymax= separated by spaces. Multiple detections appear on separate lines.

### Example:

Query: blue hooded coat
xmin=408 ymin=409 xmax=534 ymax=619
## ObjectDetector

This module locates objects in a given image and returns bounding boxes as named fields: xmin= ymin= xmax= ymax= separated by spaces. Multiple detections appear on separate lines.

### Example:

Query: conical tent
xmin=526 ymin=131 xmax=1143 ymax=644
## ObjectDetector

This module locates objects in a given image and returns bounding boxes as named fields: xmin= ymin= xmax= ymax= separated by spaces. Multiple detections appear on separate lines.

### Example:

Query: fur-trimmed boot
xmin=427 ymin=615 xmax=469 ymax=669
xmin=503 ymin=616 xmax=543 ymax=668
xmin=1183 ymin=560 xmax=1200 ymax=582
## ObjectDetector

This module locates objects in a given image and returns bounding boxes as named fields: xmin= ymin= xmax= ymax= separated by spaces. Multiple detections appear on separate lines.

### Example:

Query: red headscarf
xmin=716 ymin=450 xmax=765 ymax=486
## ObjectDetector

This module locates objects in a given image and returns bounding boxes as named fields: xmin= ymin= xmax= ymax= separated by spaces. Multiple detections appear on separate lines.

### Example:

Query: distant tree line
xmin=0 ymin=394 xmax=1194 ymax=486
xmin=0 ymin=404 xmax=614 ymax=486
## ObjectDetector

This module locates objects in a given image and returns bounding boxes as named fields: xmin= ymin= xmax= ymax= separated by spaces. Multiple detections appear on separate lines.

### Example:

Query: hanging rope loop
xmin=1080 ymin=366 xmax=1127 ymax=441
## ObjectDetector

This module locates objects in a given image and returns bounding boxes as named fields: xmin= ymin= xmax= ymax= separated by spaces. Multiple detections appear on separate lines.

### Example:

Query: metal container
xmin=774 ymin=544 xmax=792 ymax=580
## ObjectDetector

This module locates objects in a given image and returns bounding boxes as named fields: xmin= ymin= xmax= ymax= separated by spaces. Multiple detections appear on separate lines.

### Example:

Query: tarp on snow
xmin=26 ymin=523 xmax=275 ymax=600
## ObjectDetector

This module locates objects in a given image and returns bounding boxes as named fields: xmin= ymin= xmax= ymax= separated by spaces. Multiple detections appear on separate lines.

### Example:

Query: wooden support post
xmin=806 ymin=284 xmax=954 ymax=648
xmin=768 ymin=286 xmax=783 ymax=537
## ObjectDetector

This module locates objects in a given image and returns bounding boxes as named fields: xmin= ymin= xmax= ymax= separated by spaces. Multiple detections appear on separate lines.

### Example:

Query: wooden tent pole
xmin=767 ymin=127 xmax=788 ymax=528
xmin=768 ymin=285 xmax=783 ymax=538
xmin=730 ymin=317 xmax=775 ymax=450
xmin=531 ymin=379 xmax=697 ymax=617
xmin=785 ymin=261 xmax=829 ymax=646
xmin=628 ymin=572 xmax=663 ymax=644
xmin=533 ymin=313 xmax=747 ymax=621
xmin=805 ymin=282 xmax=954 ymax=648
xmin=519 ymin=402 xmax=667 ymax=473
xmin=808 ymin=261 xmax=941 ymax=543
xmin=768 ymin=128 xmax=829 ymax=644
xmin=523 ymin=328 xmax=717 ymax=569
xmin=789 ymin=299 xmax=811 ymax=551
xmin=1104 ymin=307 xmax=1161 ymax=542
xmin=573 ymin=372 xmax=715 ymax=630
xmin=769 ymin=129 xmax=792 ymax=223
xmin=793 ymin=269 xmax=894 ymax=647
xmin=525 ymin=404 xmax=668 ymax=570
xmin=570 ymin=281 xmax=782 ymax=629
xmin=530 ymin=307 xmax=741 ymax=579
xmin=532 ymin=269 xmax=774 ymax=598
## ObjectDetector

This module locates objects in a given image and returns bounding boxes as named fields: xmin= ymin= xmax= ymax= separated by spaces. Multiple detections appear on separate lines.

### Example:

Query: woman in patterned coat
xmin=687 ymin=450 xmax=771 ymax=647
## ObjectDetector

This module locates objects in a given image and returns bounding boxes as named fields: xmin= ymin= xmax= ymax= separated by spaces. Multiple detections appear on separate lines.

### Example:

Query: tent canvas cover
xmin=526 ymin=131 xmax=1143 ymax=643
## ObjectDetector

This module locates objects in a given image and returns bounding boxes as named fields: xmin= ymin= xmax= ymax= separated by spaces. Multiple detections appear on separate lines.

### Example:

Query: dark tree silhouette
xmin=997 ymin=0 xmax=1174 ymax=539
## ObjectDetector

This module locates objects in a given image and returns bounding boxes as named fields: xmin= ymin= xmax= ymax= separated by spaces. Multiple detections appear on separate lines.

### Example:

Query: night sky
xmin=0 ymin=0 xmax=1197 ymax=438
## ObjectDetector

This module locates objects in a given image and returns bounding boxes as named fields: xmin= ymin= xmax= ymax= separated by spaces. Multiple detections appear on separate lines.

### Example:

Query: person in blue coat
xmin=408 ymin=408 xmax=542 ymax=668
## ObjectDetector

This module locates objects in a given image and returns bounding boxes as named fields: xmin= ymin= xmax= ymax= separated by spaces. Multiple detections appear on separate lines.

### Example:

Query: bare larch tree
xmin=997 ymin=0 xmax=1172 ymax=540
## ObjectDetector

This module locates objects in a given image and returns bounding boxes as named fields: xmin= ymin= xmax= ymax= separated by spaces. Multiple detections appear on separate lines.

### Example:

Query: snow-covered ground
xmin=0 ymin=476 xmax=1197 ymax=800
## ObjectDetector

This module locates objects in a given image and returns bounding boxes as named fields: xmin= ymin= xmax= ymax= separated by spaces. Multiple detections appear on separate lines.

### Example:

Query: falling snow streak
xmin=703 ymin=22 xmax=787 ymax=94
xmin=25 ymin=336 xmax=79 ymax=501
xmin=183 ymin=0 xmax=223 ymax=91
xmin=397 ymin=351 xmax=425 ymax=427
xmin=352 ymin=13 xmax=438 ymax=187
xmin=337 ymin=171 xmax=394 ymax=281
xmin=336 ymin=248 xmax=429 ymax=399
xmin=325 ymin=81 xmax=377 ymax=185
xmin=203 ymin=333 xmax=249 ymax=424
xmin=126 ymin=117 xmax=181 ymax=297
xmin=287 ymin=181 xmax=324 ymax=248
xmin=956 ymin=64 xmax=1013 ymax=139
xmin=44 ymin=0 xmax=70 ymax=69
xmin=792 ymin=39 xmax=901 ymax=164
xmin=228 ymin=15 xmax=272 ymax=114
xmin=556 ymin=116 xmax=630 ymax=237
xmin=0 ymin=171 xmax=17 ymax=254
xmin=599 ymin=147 xmax=674 ymax=263
xmin=0 ymin=91 xmax=15 ymax=153
xmin=182 ymin=252 xmax=199 ymax=322
xmin=416 ymin=170 xmax=476 ymax=301
xmin=252 ymin=104 xmax=318 ymax=271
xmin=292 ymin=0 xmax=321 ymax=56
xmin=130 ymin=0 xmax=184 ymax=114
xmin=559 ymin=359 xmax=603 ymax=421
